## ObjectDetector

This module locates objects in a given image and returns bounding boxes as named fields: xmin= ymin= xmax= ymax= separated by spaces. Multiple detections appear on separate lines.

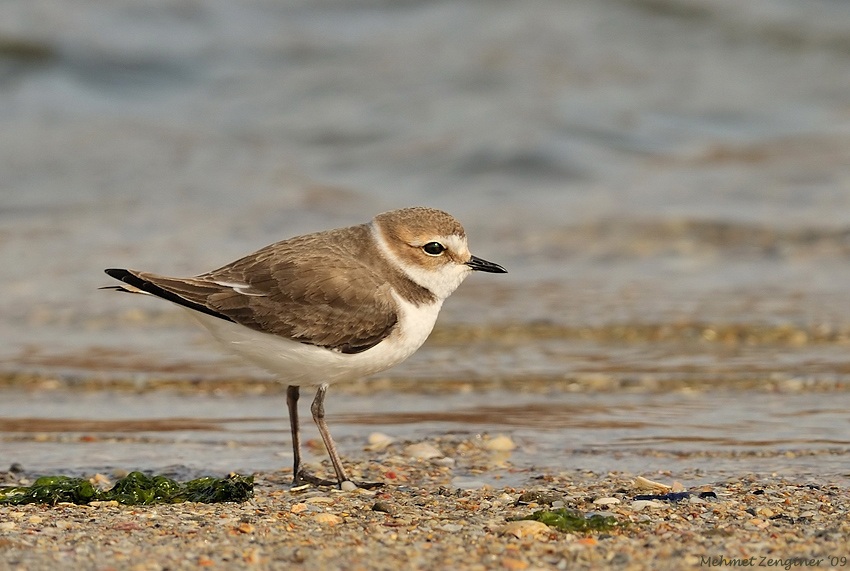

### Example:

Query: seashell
xmin=633 ymin=476 xmax=671 ymax=493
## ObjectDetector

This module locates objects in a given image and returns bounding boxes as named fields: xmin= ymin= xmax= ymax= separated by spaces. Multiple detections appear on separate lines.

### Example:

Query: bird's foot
xmin=291 ymin=470 xmax=339 ymax=489
xmin=347 ymin=479 xmax=384 ymax=490
xmin=291 ymin=470 xmax=384 ymax=490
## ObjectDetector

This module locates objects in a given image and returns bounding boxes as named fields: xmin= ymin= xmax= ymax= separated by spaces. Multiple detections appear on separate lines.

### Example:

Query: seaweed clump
xmin=0 ymin=471 xmax=253 ymax=506
xmin=517 ymin=508 xmax=620 ymax=533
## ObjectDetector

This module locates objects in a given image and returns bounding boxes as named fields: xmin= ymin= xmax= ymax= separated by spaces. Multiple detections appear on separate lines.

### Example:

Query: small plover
xmin=104 ymin=206 xmax=506 ymax=488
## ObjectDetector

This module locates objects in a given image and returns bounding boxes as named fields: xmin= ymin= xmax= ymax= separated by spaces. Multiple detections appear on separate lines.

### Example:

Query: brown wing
xmin=106 ymin=226 xmax=398 ymax=354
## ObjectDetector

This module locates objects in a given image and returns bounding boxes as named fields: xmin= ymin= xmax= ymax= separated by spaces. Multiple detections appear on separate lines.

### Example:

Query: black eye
xmin=422 ymin=242 xmax=446 ymax=256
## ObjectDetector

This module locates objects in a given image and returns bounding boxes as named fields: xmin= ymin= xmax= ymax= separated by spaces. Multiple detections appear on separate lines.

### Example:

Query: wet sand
xmin=2 ymin=371 xmax=849 ymax=570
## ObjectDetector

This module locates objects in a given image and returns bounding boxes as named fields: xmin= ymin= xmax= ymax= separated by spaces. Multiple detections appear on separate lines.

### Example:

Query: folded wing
xmin=104 ymin=237 xmax=398 ymax=354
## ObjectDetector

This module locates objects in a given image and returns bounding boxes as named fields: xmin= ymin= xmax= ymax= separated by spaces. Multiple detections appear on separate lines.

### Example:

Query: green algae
xmin=0 ymin=476 xmax=98 ymax=505
xmin=518 ymin=508 xmax=620 ymax=533
xmin=0 ymin=471 xmax=253 ymax=506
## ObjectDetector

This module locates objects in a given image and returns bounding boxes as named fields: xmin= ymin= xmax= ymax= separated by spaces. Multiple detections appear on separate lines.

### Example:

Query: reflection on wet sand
xmin=0 ymin=387 xmax=847 ymax=486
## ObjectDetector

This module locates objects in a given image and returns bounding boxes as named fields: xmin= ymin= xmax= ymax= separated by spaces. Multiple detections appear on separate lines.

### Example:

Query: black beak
xmin=466 ymin=255 xmax=507 ymax=273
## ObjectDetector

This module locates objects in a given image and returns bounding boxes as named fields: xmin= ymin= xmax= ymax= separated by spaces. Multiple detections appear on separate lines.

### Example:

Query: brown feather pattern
xmin=120 ymin=224 xmax=437 ymax=354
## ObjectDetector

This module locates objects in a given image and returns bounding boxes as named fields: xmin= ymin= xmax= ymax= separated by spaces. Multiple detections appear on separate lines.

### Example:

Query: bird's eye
xmin=422 ymin=242 xmax=446 ymax=256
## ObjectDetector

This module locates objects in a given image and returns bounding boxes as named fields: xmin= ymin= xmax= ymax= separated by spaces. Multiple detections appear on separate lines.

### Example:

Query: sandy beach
xmin=2 ymin=372 xmax=849 ymax=571
xmin=3 ymin=0 xmax=850 ymax=568
xmin=2 ymin=450 xmax=848 ymax=571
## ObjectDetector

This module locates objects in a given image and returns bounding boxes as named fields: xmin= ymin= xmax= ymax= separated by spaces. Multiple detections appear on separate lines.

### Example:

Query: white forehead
xmin=440 ymin=234 xmax=468 ymax=253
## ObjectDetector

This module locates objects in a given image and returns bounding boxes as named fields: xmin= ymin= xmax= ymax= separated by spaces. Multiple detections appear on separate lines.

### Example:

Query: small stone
xmin=371 ymin=501 xmax=393 ymax=514
xmin=339 ymin=481 xmax=357 ymax=492
xmin=631 ymin=500 xmax=665 ymax=511
xmin=451 ymin=478 xmax=488 ymax=490
xmin=593 ymin=497 xmax=621 ymax=505
xmin=439 ymin=523 xmax=464 ymax=532
xmin=496 ymin=520 xmax=551 ymax=539
xmin=89 ymin=500 xmax=119 ymax=508
xmin=404 ymin=442 xmax=443 ymax=459
xmin=502 ymin=557 xmax=529 ymax=570
xmin=242 ymin=548 xmax=261 ymax=565
xmin=89 ymin=473 xmax=112 ymax=488
xmin=365 ymin=432 xmax=394 ymax=451
xmin=482 ymin=434 xmax=516 ymax=452
xmin=313 ymin=513 xmax=343 ymax=526
xmin=516 ymin=491 xmax=562 ymax=506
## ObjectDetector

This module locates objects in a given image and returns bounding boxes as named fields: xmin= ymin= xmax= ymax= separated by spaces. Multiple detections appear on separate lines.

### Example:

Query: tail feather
xmin=102 ymin=268 xmax=233 ymax=322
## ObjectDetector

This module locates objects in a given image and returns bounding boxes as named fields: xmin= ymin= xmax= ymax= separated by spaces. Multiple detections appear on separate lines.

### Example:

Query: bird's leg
xmin=287 ymin=384 xmax=337 ymax=488
xmin=311 ymin=383 xmax=383 ymax=490
xmin=286 ymin=385 xmax=304 ymax=484
xmin=311 ymin=383 xmax=350 ymax=485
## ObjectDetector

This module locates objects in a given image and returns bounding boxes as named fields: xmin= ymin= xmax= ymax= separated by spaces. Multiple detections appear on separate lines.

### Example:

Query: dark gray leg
xmin=286 ymin=383 xmax=382 ymax=489
xmin=287 ymin=384 xmax=340 ymax=488
xmin=286 ymin=385 xmax=304 ymax=485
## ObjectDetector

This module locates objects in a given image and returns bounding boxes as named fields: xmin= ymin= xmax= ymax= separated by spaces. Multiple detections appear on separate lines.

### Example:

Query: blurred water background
xmin=2 ymin=0 xmax=850 ymax=481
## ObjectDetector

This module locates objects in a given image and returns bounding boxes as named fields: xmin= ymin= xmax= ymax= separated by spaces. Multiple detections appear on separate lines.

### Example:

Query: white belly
xmin=184 ymin=295 xmax=443 ymax=386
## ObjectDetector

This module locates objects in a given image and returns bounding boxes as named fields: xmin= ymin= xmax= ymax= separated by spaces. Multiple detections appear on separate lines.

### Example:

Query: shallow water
xmin=1 ymin=388 xmax=847 ymax=486
xmin=2 ymin=0 xmax=850 ymax=483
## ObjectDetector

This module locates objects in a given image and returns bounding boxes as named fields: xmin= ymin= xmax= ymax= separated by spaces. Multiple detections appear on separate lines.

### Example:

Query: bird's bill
xmin=465 ymin=255 xmax=507 ymax=273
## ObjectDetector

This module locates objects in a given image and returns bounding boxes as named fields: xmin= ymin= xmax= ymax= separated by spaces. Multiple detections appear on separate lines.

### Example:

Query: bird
xmin=103 ymin=206 xmax=506 ymax=489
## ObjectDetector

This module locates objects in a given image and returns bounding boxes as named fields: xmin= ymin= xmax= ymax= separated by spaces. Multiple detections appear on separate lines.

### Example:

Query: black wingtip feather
xmin=102 ymin=267 xmax=235 ymax=323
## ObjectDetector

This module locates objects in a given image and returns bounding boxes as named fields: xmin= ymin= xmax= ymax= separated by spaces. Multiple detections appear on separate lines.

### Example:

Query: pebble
xmin=365 ymin=432 xmax=394 ymax=451
xmin=312 ymin=513 xmax=343 ymax=526
xmin=371 ymin=501 xmax=393 ymax=514
xmin=631 ymin=500 xmax=665 ymax=511
xmin=438 ymin=523 xmax=464 ymax=533
xmin=290 ymin=503 xmax=308 ymax=514
xmin=340 ymin=481 xmax=358 ymax=492
xmin=482 ymin=434 xmax=516 ymax=452
xmin=496 ymin=520 xmax=551 ymax=539
xmin=303 ymin=496 xmax=335 ymax=505
xmin=592 ymin=497 xmax=621 ymax=505
xmin=404 ymin=442 xmax=444 ymax=459
xmin=1 ymin=450 xmax=847 ymax=571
